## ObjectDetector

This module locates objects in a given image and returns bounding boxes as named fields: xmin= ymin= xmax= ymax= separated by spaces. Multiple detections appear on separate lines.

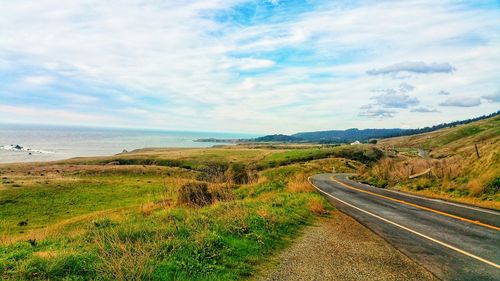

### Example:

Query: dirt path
xmin=258 ymin=211 xmax=438 ymax=281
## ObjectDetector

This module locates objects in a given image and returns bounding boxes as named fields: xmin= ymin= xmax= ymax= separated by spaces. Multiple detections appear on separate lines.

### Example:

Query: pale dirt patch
xmin=257 ymin=211 xmax=438 ymax=281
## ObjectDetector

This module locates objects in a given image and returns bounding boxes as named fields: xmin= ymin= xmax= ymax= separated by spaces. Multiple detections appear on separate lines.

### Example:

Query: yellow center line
xmin=330 ymin=176 xmax=500 ymax=232
xmin=308 ymin=176 xmax=500 ymax=269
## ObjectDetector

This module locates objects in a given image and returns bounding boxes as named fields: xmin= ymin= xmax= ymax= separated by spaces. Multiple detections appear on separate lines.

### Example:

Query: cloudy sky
xmin=0 ymin=0 xmax=499 ymax=134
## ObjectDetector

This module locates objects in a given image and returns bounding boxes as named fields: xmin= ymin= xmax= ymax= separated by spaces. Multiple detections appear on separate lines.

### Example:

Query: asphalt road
xmin=309 ymin=173 xmax=500 ymax=281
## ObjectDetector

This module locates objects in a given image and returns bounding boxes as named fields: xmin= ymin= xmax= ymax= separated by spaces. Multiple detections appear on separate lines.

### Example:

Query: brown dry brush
xmin=177 ymin=182 xmax=213 ymax=207
xmin=286 ymin=173 xmax=314 ymax=193
xmin=364 ymin=150 xmax=498 ymax=196
xmin=308 ymin=197 xmax=327 ymax=215
xmin=196 ymin=162 xmax=256 ymax=185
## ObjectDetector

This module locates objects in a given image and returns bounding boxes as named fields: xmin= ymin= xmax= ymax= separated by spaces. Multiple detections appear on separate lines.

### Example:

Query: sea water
xmin=0 ymin=123 xmax=258 ymax=163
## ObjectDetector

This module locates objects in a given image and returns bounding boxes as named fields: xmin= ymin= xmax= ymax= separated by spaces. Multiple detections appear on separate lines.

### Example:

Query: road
xmin=309 ymin=173 xmax=500 ymax=281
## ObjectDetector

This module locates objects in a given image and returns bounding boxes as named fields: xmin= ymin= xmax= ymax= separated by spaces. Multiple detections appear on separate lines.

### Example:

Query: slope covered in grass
xmin=361 ymin=115 xmax=500 ymax=209
xmin=0 ymin=145 xmax=374 ymax=280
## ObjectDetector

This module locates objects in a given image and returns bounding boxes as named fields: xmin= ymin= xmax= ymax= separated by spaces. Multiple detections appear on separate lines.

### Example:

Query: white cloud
xmin=411 ymin=107 xmax=439 ymax=113
xmin=235 ymin=58 xmax=276 ymax=70
xmin=399 ymin=82 xmax=415 ymax=92
xmin=439 ymin=97 xmax=481 ymax=107
xmin=0 ymin=1 xmax=499 ymax=132
xmin=372 ymin=92 xmax=419 ymax=108
xmin=240 ymin=78 xmax=256 ymax=90
xmin=116 ymin=95 xmax=135 ymax=103
xmin=62 ymin=93 xmax=99 ymax=104
xmin=22 ymin=75 xmax=55 ymax=86
xmin=367 ymin=61 xmax=455 ymax=76
xmin=359 ymin=108 xmax=396 ymax=118
xmin=0 ymin=104 xmax=117 ymax=124
xmin=482 ymin=91 xmax=500 ymax=103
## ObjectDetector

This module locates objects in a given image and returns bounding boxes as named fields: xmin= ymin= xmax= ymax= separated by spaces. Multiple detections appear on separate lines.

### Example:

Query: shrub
xmin=483 ymin=177 xmax=500 ymax=196
xmin=197 ymin=162 xmax=229 ymax=182
xmin=368 ymin=176 xmax=388 ymax=188
xmin=178 ymin=183 xmax=212 ymax=207
xmin=227 ymin=163 xmax=250 ymax=184
xmin=209 ymin=184 xmax=235 ymax=202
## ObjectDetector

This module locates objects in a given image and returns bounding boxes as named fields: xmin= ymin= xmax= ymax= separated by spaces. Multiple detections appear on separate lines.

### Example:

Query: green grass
xmin=257 ymin=145 xmax=382 ymax=169
xmin=367 ymin=114 xmax=500 ymax=209
xmin=0 ymin=173 xmax=169 ymax=235
xmin=425 ymin=125 xmax=485 ymax=148
xmin=0 ymin=145 xmax=362 ymax=280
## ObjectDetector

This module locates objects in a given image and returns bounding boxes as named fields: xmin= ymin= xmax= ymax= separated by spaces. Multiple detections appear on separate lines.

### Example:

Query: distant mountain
xmin=254 ymin=134 xmax=302 ymax=142
xmin=292 ymin=128 xmax=404 ymax=143
xmin=194 ymin=111 xmax=500 ymax=144
xmin=256 ymin=111 xmax=500 ymax=144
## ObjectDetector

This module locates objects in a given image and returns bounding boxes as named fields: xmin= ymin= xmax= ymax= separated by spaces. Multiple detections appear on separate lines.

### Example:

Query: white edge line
xmin=341 ymin=175 xmax=500 ymax=216
xmin=308 ymin=176 xmax=500 ymax=269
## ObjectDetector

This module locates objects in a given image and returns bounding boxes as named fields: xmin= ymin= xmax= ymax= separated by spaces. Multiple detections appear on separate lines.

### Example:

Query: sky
xmin=0 ymin=0 xmax=499 ymax=134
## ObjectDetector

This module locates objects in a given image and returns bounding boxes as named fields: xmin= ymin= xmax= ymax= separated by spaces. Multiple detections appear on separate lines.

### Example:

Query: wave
xmin=0 ymin=145 xmax=54 ymax=154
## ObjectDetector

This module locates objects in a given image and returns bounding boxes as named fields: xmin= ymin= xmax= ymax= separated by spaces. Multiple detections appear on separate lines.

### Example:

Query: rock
xmin=106 ymin=161 xmax=120 ymax=165
xmin=14 ymin=145 xmax=23 ymax=150
xmin=122 ymin=149 xmax=128 ymax=153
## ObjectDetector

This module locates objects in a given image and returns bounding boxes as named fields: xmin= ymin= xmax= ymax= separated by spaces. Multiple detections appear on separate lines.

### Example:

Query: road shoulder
xmin=257 ymin=211 xmax=438 ymax=281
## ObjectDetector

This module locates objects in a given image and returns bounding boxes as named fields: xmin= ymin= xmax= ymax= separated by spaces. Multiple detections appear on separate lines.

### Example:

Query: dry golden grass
xmin=286 ymin=173 xmax=314 ymax=193
xmin=361 ymin=115 xmax=500 ymax=209
xmin=308 ymin=197 xmax=327 ymax=215
xmin=208 ymin=183 xmax=236 ymax=202
xmin=399 ymin=188 xmax=500 ymax=210
xmin=256 ymin=208 xmax=275 ymax=221
xmin=33 ymin=250 xmax=58 ymax=259
xmin=139 ymin=202 xmax=157 ymax=217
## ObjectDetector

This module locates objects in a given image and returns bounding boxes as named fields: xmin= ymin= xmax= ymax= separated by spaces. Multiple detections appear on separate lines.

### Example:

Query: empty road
xmin=309 ymin=173 xmax=500 ymax=280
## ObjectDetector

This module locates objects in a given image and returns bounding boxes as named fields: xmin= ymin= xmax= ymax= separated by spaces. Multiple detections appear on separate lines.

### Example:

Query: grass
xmin=362 ymin=114 xmax=500 ymax=209
xmin=0 ymin=144 xmax=365 ymax=280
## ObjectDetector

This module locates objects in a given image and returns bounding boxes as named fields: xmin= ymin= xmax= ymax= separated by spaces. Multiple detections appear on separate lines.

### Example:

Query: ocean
xmin=0 ymin=123 xmax=259 ymax=163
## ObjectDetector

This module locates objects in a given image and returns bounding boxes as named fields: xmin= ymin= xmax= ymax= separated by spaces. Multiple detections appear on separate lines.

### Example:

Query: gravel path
xmin=259 ymin=211 xmax=438 ymax=281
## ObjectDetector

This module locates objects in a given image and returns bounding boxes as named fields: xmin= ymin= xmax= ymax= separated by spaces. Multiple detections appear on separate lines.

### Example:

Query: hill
xmin=292 ymin=128 xmax=403 ymax=143
xmin=0 ymin=144 xmax=382 ymax=280
xmin=359 ymin=114 xmax=500 ymax=208
xmin=254 ymin=111 xmax=500 ymax=143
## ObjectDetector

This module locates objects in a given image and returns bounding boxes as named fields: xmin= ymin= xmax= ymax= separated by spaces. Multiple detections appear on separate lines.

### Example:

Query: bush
xmin=209 ymin=184 xmax=235 ymax=202
xmin=178 ymin=183 xmax=213 ymax=207
xmin=368 ymin=176 xmax=388 ymax=188
xmin=484 ymin=177 xmax=500 ymax=196
xmin=197 ymin=162 xmax=229 ymax=182
xmin=228 ymin=163 xmax=250 ymax=184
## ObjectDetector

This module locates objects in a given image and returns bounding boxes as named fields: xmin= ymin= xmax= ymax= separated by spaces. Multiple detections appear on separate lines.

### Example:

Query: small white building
xmin=350 ymin=140 xmax=361 ymax=145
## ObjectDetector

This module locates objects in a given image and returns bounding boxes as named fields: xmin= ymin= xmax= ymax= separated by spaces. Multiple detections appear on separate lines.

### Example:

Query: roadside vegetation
xmin=0 ymin=145 xmax=377 ymax=280
xmin=358 ymin=114 xmax=500 ymax=209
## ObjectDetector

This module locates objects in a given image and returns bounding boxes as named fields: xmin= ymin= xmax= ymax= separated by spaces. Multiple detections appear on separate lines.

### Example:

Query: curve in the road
xmin=329 ymin=177 xmax=500 ymax=231
xmin=309 ymin=173 xmax=500 ymax=281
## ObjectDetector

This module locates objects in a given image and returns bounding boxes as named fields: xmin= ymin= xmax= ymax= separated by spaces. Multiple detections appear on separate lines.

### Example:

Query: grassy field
xmin=0 ymin=144 xmax=378 ymax=280
xmin=360 ymin=114 xmax=500 ymax=209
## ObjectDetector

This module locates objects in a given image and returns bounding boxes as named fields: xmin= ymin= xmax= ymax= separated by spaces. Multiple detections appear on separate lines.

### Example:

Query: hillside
xmin=0 ymin=144 xmax=381 ymax=280
xmin=292 ymin=128 xmax=403 ymax=143
xmin=359 ymin=114 xmax=500 ymax=208
xmin=251 ymin=111 xmax=500 ymax=144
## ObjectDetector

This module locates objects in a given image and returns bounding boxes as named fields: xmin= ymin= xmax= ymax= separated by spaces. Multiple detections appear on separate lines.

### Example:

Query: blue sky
xmin=0 ymin=0 xmax=499 ymax=134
